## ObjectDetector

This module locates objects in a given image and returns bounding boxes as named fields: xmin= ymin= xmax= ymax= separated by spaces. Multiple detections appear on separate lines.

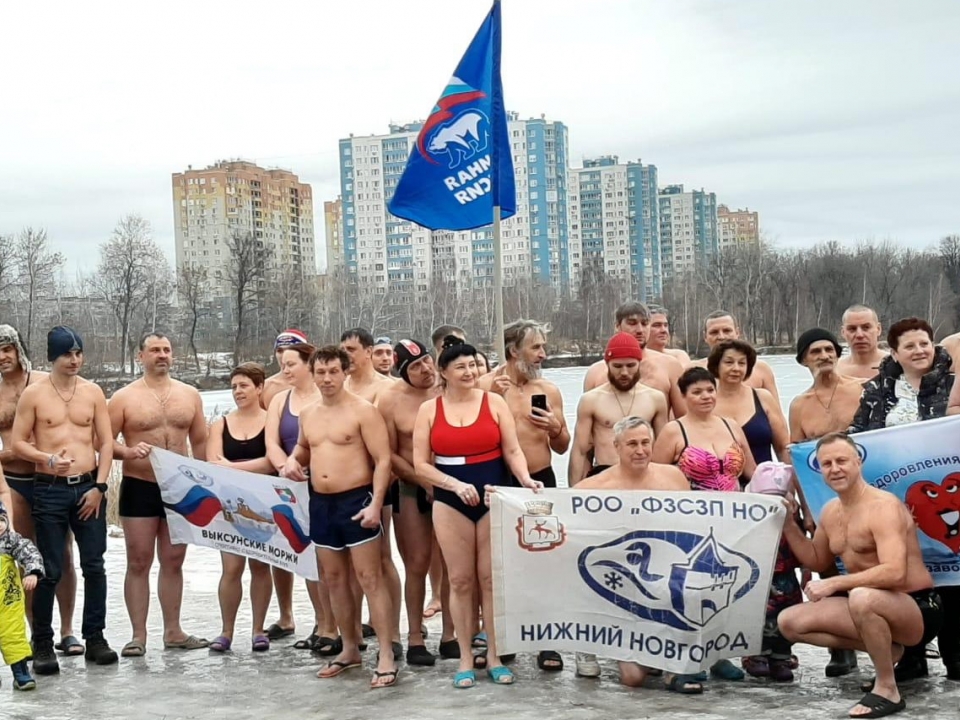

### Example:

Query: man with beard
xmin=694 ymin=311 xmax=780 ymax=403
xmin=787 ymin=328 xmax=866 ymax=678
xmin=837 ymin=305 xmax=888 ymax=381
xmin=0 ymin=325 xmax=79 ymax=654
xmin=262 ymin=329 xmax=310 ymax=411
xmin=647 ymin=307 xmax=692 ymax=365
xmin=108 ymin=332 xmax=209 ymax=656
xmin=377 ymin=340 xmax=456 ymax=666
xmin=582 ymin=302 xmax=685 ymax=417
xmin=372 ymin=337 xmax=397 ymax=377
xmin=570 ymin=333 xmax=668 ymax=485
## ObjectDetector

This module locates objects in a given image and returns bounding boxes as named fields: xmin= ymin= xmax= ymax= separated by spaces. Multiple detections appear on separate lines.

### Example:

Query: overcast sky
xmin=2 ymin=0 xmax=958 ymax=273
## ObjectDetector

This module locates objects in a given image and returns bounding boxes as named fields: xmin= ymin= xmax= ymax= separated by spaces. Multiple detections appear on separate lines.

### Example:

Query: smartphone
xmin=531 ymin=394 xmax=548 ymax=412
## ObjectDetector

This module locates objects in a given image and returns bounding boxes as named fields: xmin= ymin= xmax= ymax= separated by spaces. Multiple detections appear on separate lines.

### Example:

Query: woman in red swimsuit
xmin=413 ymin=338 xmax=540 ymax=689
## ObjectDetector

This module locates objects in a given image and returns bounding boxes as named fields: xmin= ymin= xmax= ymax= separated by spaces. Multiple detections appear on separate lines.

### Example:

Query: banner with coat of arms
xmin=490 ymin=488 xmax=785 ymax=673
xmin=150 ymin=448 xmax=317 ymax=580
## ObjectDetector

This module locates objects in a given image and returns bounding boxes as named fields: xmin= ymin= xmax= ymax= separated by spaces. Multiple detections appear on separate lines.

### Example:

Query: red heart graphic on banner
xmin=905 ymin=474 xmax=960 ymax=554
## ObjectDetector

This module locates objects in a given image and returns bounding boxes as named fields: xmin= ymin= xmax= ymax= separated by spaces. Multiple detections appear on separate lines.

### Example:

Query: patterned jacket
xmin=0 ymin=525 xmax=44 ymax=577
xmin=849 ymin=346 xmax=954 ymax=433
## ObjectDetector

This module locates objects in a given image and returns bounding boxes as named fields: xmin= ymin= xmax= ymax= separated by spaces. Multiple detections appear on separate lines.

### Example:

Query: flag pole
xmin=493 ymin=203 xmax=505 ymax=364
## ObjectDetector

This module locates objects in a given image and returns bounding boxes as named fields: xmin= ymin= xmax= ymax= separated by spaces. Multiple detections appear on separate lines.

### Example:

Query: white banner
xmin=150 ymin=448 xmax=318 ymax=580
xmin=491 ymin=489 xmax=785 ymax=673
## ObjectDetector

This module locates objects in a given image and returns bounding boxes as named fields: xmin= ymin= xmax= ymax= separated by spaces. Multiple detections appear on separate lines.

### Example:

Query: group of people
xmin=0 ymin=302 xmax=957 ymax=716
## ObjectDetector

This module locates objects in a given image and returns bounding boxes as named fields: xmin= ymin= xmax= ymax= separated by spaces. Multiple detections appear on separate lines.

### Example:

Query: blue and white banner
xmin=491 ymin=489 xmax=785 ymax=673
xmin=790 ymin=415 xmax=960 ymax=585
xmin=150 ymin=448 xmax=318 ymax=580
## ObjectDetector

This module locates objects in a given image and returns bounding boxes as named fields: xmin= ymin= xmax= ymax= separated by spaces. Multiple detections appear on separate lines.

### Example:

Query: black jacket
xmin=849 ymin=346 xmax=954 ymax=433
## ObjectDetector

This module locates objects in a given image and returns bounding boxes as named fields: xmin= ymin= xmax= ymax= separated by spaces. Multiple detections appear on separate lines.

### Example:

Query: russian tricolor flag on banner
xmin=388 ymin=1 xmax=516 ymax=231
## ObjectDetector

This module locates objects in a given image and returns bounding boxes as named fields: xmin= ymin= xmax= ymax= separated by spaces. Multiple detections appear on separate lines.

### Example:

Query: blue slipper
xmin=710 ymin=658 xmax=745 ymax=680
xmin=472 ymin=631 xmax=487 ymax=649
xmin=453 ymin=670 xmax=476 ymax=689
xmin=487 ymin=666 xmax=515 ymax=685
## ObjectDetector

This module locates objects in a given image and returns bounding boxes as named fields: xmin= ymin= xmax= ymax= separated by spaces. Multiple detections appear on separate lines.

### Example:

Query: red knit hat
xmin=605 ymin=332 xmax=643 ymax=362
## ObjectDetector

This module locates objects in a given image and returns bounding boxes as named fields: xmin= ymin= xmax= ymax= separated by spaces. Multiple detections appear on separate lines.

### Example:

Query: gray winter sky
xmin=1 ymin=0 xmax=958 ymax=273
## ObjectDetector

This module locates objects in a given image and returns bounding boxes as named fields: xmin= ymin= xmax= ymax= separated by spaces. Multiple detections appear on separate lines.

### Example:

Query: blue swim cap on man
xmin=47 ymin=326 xmax=84 ymax=362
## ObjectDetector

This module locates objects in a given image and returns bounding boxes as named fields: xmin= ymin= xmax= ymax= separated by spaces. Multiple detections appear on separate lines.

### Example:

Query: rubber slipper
xmin=711 ymin=658 xmax=745 ymax=680
xmin=666 ymin=673 xmax=704 ymax=694
xmin=473 ymin=652 xmax=488 ymax=670
xmin=487 ymin=665 xmax=515 ymax=685
xmin=317 ymin=660 xmax=362 ymax=679
xmin=439 ymin=639 xmax=461 ymax=659
xmin=312 ymin=636 xmax=343 ymax=657
xmin=537 ymin=650 xmax=563 ymax=671
xmin=371 ymin=668 xmax=399 ymax=689
xmin=453 ymin=669 xmax=476 ymax=688
xmin=164 ymin=635 xmax=209 ymax=650
xmin=362 ymin=623 xmax=376 ymax=639
xmin=58 ymin=635 xmax=85 ymax=657
xmin=472 ymin=631 xmax=487 ymax=649
xmin=265 ymin=623 xmax=294 ymax=641
xmin=406 ymin=644 xmax=436 ymax=666
xmin=121 ymin=640 xmax=146 ymax=657
xmin=209 ymin=635 xmax=232 ymax=653
xmin=251 ymin=635 xmax=270 ymax=652
xmin=295 ymin=632 xmax=321 ymax=651
xmin=849 ymin=692 xmax=906 ymax=718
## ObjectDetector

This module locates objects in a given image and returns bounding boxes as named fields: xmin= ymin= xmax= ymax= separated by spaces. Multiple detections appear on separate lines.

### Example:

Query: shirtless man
xmin=690 ymin=311 xmax=780 ymax=403
xmin=431 ymin=325 xmax=465 ymax=358
xmin=0 ymin=325 xmax=79 ymax=653
xmin=583 ymin=302 xmax=685 ymax=417
xmin=261 ymin=329 xmax=309 ymax=411
xmin=372 ymin=336 xmax=396 ymax=377
xmin=108 ymin=332 xmax=209 ymax=656
xmin=281 ymin=346 xmax=398 ymax=688
xmin=837 ymin=305 xmax=888 ymax=381
xmin=570 ymin=333 xmax=668 ymax=486
xmin=787 ymin=327 xmax=865 ymax=678
xmin=647 ymin=308 xmax=692 ymax=365
xmin=377 ymin=339 xmax=455 ymax=666
xmin=11 ymin=326 xmax=118 ymax=673
xmin=778 ymin=433 xmax=941 ymax=718
xmin=575 ymin=416 xmax=702 ymax=692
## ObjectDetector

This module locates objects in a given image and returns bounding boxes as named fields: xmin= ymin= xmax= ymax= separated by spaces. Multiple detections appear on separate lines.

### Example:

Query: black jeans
xmin=31 ymin=478 xmax=108 ymax=644
xmin=901 ymin=585 xmax=960 ymax=668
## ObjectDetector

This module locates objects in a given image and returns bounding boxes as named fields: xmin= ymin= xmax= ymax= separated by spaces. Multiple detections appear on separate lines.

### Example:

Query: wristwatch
xmin=95 ymin=483 xmax=109 ymax=494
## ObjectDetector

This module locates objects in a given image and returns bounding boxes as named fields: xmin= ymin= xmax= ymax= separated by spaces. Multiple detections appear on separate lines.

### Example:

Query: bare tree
xmin=225 ymin=231 xmax=272 ymax=363
xmin=93 ymin=215 xmax=170 ymax=373
xmin=14 ymin=227 xmax=65 ymax=354
xmin=177 ymin=263 xmax=208 ymax=371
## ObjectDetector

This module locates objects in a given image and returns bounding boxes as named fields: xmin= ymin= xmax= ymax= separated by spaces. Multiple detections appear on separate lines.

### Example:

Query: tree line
xmin=1 ymin=217 xmax=958 ymax=378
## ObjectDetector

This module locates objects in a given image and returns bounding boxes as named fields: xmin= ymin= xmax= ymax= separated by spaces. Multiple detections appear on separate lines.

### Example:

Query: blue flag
xmin=388 ymin=1 xmax=516 ymax=231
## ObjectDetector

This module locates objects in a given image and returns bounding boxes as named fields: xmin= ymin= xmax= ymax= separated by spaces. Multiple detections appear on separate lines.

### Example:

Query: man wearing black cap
xmin=787 ymin=327 xmax=866 ymax=678
xmin=10 ymin=326 xmax=118 ymax=673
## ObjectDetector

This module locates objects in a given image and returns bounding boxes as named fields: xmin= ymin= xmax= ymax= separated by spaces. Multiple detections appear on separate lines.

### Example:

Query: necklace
xmin=141 ymin=377 xmax=172 ymax=407
xmin=613 ymin=387 xmax=638 ymax=418
xmin=814 ymin=379 xmax=839 ymax=411
xmin=50 ymin=376 xmax=78 ymax=404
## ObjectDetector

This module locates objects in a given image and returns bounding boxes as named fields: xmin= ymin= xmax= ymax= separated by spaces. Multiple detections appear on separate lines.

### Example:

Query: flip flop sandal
xmin=209 ymin=636 xmax=232 ymax=653
xmin=317 ymin=660 xmax=362 ymax=679
xmin=439 ymin=639 xmax=461 ymax=659
xmin=487 ymin=666 xmax=515 ymax=685
xmin=312 ymin=636 xmax=343 ymax=657
xmin=850 ymin=692 xmax=906 ymax=718
xmin=251 ymin=635 xmax=270 ymax=652
xmin=58 ymin=636 xmax=85 ymax=657
xmin=121 ymin=640 xmax=146 ymax=658
xmin=265 ymin=623 xmax=294 ymax=641
xmin=371 ymin=668 xmax=399 ymax=689
xmin=164 ymin=635 xmax=209 ymax=650
xmin=537 ymin=650 xmax=564 ymax=671
xmin=666 ymin=674 xmax=704 ymax=694
xmin=453 ymin=669 xmax=476 ymax=689
xmin=423 ymin=604 xmax=442 ymax=619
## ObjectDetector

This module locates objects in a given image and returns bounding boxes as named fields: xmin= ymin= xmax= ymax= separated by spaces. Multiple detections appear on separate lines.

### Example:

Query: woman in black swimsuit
xmin=206 ymin=363 xmax=276 ymax=654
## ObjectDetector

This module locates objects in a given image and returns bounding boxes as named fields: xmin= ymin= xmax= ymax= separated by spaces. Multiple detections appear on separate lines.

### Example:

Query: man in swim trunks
xmin=372 ymin=336 xmax=396 ymax=377
xmin=282 ymin=345 xmax=398 ymax=688
xmin=582 ymin=302 xmax=685 ymax=416
xmin=570 ymin=333 xmax=668 ymax=486
xmin=108 ymin=332 xmax=209 ymax=656
xmin=837 ymin=305 xmax=888 ymax=382
xmin=779 ymin=433 xmax=941 ymax=718
xmin=0 ymin=324 xmax=79 ymax=653
xmin=377 ymin=340 xmax=456 ymax=665
xmin=261 ymin=329 xmax=309 ymax=411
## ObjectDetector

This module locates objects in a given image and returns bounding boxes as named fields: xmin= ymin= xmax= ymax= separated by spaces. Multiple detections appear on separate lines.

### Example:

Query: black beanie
xmin=796 ymin=328 xmax=842 ymax=364
xmin=47 ymin=326 xmax=83 ymax=362
xmin=394 ymin=339 xmax=430 ymax=384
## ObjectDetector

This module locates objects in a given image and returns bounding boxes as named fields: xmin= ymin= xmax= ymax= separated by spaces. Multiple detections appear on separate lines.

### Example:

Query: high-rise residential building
xmin=336 ymin=114 xmax=569 ymax=302
xmin=658 ymin=184 xmax=718 ymax=281
xmin=172 ymin=160 xmax=315 ymax=297
xmin=323 ymin=197 xmax=343 ymax=272
xmin=718 ymin=204 xmax=760 ymax=249
xmin=568 ymin=156 xmax=660 ymax=301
